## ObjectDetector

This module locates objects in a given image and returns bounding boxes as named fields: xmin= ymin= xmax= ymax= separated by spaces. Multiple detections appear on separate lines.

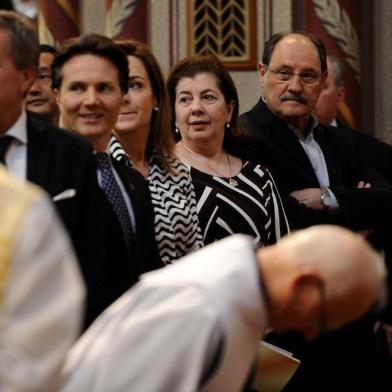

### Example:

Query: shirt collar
xmin=5 ymin=110 xmax=28 ymax=144
xmin=288 ymin=115 xmax=319 ymax=141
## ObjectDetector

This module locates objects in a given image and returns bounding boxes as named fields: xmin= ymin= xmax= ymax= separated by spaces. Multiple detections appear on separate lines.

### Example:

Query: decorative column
xmin=105 ymin=0 xmax=147 ymax=42
xmin=38 ymin=0 xmax=80 ymax=45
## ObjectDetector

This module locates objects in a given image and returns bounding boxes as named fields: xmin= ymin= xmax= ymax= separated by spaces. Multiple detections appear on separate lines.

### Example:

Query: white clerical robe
xmin=61 ymin=235 xmax=267 ymax=392
xmin=0 ymin=171 xmax=85 ymax=392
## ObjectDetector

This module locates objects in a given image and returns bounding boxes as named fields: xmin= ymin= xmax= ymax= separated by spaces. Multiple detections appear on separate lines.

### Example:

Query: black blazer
xmin=238 ymin=100 xmax=392 ymax=391
xmin=26 ymin=112 xmax=106 ymax=326
xmin=335 ymin=118 xmax=392 ymax=184
xmin=239 ymin=99 xmax=392 ymax=231
xmin=101 ymin=158 xmax=161 ymax=308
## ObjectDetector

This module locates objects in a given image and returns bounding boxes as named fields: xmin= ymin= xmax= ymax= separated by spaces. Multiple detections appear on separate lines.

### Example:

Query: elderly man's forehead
xmin=270 ymin=34 xmax=321 ymax=67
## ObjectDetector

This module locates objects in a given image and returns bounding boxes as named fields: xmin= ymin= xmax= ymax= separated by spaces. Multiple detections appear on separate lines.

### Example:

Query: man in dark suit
xmin=315 ymin=53 xmax=392 ymax=184
xmin=0 ymin=10 xmax=106 ymax=326
xmin=239 ymin=32 xmax=392 ymax=391
xmin=51 ymin=33 xmax=161 ymax=309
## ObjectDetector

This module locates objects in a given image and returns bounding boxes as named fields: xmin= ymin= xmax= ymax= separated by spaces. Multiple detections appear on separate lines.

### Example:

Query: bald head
xmin=258 ymin=225 xmax=386 ymax=339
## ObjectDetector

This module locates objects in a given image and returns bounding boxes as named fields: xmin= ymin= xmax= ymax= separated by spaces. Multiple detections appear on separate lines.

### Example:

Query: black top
xmin=190 ymin=160 xmax=289 ymax=246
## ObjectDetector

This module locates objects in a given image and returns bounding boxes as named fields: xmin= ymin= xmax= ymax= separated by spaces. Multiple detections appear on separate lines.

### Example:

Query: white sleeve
xmin=0 ymin=193 xmax=85 ymax=392
xmin=61 ymin=235 xmax=267 ymax=392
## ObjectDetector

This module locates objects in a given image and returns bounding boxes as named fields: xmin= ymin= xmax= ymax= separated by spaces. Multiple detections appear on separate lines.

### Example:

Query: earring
xmin=175 ymin=127 xmax=180 ymax=134
xmin=226 ymin=123 xmax=230 ymax=129
xmin=154 ymin=106 xmax=159 ymax=112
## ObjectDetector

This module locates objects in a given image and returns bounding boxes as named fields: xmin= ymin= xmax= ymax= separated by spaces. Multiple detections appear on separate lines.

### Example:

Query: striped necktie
xmin=95 ymin=152 xmax=133 ymax=253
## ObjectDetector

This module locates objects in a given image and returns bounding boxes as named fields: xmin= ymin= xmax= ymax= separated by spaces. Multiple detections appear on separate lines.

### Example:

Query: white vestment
xmin=0 ymin=172 xmax=85 ymax=392
xmin=61 ymin=235 xmax=267 ymax=392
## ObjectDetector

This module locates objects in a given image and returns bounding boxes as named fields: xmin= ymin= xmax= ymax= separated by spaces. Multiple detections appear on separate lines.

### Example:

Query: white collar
xmin=5 ymin=110 xmax=28 ymax=144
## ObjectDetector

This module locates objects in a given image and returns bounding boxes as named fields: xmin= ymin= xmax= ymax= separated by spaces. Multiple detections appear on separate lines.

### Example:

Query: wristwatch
xmin=320 ymin=187 xmax=331 ymax=210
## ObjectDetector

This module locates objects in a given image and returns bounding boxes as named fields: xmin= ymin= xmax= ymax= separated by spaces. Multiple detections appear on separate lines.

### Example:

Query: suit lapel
xmin=26 ymin=114 xmax=51 ymax=188
xmin=251 ymin=100 xmax=319 ymax=185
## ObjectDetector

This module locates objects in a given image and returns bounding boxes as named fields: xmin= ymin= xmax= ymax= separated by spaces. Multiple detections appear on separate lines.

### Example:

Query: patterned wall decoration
xmin=105 ymin=0 xmax=147 ymax=42
xmin=306 ymin=0 xmax=361 ymax=129
xmin=313 ymin=0 xmax=360 ymax=83
xmin=38 ymin=0 xmax=80 ymax=45
xmin=187 ymin=0 xmax=257 ymax=70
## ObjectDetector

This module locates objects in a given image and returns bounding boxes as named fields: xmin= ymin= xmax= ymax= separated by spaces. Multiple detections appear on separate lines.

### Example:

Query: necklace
xmin=180 ymin=142 xmax=238 ymax=187
xmin=226 ymin=153 xmax=238 ymax=187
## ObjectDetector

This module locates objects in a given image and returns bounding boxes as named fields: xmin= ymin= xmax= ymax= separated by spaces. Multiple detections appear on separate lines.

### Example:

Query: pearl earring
xmin=154 ymin=106 xmax=159 ymax=112
xmin=226 ymin=123 xmax=230 ymax=129
xmin=175 ymin=127 xmax=180 ymax=134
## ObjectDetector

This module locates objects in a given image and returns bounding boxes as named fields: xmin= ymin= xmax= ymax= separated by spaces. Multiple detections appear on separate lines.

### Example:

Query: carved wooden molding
xmin=187 ymin=0 xmax=257 ymax=70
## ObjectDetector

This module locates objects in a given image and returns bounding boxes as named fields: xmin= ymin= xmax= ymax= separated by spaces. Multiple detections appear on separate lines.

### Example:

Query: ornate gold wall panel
xmin=187 ymin=0 xmax=257 ymax=70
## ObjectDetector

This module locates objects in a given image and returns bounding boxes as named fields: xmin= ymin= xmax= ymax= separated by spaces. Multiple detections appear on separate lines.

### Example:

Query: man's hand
xmin=356 ymin=181 xmax=373 ymax=238
xmin=357 ymin=181 xmax=371 ymax=189
xmin=290 ymin=188 xmax=324 ymax=210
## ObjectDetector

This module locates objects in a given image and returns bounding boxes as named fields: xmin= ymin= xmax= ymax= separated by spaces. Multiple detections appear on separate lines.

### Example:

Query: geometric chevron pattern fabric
xmin=190 ymin=161 xmax=290 ymax=247
xmin=110 ymin=137 xmax=203 ymax=264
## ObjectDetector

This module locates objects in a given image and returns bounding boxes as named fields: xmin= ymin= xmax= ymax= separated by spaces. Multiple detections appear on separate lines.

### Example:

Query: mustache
xmin=280 ymin=93 xmax=307 ymax=105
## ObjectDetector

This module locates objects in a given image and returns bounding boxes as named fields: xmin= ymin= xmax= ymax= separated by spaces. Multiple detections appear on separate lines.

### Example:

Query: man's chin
xmin=278 ymin=107 xmax=310 ymax=121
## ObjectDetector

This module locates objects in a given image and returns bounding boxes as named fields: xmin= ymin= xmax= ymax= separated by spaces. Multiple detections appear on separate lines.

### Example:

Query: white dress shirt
xmin=290 ymin=120 xmax=339 ymax=209
xmin=2 ymin=109 xmax=28 ymax=180
xmin=60 ymin=235 xmax=266 ymax=392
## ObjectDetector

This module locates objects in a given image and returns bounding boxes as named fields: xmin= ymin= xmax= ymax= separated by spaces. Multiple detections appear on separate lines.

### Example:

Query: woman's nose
xmin=190 ymin=97 xmax=204 ymax=113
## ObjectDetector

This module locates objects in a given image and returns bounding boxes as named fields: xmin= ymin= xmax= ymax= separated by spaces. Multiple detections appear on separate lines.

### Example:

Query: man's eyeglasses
xmin=264 ymin=64 xmax=325 ymax=85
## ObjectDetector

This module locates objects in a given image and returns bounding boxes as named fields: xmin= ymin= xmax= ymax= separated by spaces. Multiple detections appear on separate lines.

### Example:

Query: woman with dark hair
xmin=110 ymin=40 xmax=203 ymax=264
xmin=167 ymin=54 xmax=289 ymax=246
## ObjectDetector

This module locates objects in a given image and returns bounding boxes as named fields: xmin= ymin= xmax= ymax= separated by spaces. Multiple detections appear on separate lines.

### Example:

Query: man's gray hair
xmin=328 ymin=54 xmax=345 ymax=87
xmin=0 ymin=10 xmax=39 ymax=69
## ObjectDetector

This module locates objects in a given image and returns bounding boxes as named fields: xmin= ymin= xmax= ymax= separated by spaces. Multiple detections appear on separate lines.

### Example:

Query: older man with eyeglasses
xmin=238 ymin=32 xmax=392 ymax=391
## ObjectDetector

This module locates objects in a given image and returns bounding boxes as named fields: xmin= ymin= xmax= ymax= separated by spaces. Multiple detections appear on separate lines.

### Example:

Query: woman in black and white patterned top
xmin=111 ymin=40 xmax=203 ymax=264
xmin=167 ymin=55 xmax=289 ymax=246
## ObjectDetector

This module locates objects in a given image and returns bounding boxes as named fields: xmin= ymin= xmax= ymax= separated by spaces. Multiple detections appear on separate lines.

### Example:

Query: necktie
xmin=95 ymin=152 xmax=134 ymax=253
xmin=0 ymin=135 xmax=13 ymax=165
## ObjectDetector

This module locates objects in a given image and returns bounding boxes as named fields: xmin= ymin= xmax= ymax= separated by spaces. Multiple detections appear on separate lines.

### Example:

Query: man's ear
xmin=291 ymin=272 xmax=322 ymax=308
xmin=336 ymin=86 xmax=346 ymax=103
xmin=258 ymin=62 xmax=267 ymax=86
xmin=54 ymin=88 xmax=60 ymax=106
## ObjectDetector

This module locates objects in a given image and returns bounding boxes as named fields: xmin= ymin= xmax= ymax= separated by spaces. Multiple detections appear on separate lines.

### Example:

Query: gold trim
xmin=57 ymin=0 xmax=79 ymax=26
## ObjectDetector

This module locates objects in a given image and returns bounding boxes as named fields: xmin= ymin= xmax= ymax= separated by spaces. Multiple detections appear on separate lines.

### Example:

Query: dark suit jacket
xmin=239 ymin=99 xmax=392 ymax=231
xmin=238 ymin=100 xmax=392 ymax=391
xmin=101 ymin=158 xmax=161 ymax=308
xmin=26 ymin=112 xmax=106 ymax=326
xmin=335 ymin=118 xmax=392 ymax=184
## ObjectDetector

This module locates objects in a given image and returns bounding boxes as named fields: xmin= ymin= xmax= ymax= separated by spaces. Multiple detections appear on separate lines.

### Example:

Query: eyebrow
xmin=278 ymin=65 xmax=321 ymax=73
xmin=128 ymin=75 xmax=144 ymax=81
xmin=177 ymin=88 xmax=217 ymax=95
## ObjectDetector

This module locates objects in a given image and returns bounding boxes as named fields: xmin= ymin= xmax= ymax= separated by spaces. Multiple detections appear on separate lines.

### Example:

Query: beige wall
xmin=149 ymin=0 xmax=292 ymax=114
